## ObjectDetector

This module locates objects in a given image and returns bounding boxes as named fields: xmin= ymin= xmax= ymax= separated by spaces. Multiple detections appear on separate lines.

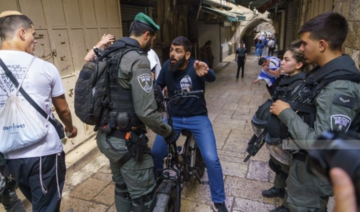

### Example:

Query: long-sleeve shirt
xmin=156 ymin=59 xmax=215 ymax=117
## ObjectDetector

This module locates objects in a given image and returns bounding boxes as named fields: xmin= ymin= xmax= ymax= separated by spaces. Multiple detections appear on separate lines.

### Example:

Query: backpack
xmin=74 ymin=41 xmax=137 ymax=129
xmin=0 ymin=57 xmax=49 ymax=153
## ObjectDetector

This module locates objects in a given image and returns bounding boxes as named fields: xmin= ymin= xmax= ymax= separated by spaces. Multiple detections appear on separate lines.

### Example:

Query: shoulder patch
xmin=137 ymin=73 xmax=153 ymax=93
xmin=332 ymin=93 xmax=355 ymax=109
xmin=330 ymin=114 xmax=351 ymax=132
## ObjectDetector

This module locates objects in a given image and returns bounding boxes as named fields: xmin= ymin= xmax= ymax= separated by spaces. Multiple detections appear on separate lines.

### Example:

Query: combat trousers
xmin=269 ymin=156 xmax=289 ymax=189
xmin=285 ymin=156 xmax=332 ymax=212
xmin=96 ymin=132 xmax=155 ymax=212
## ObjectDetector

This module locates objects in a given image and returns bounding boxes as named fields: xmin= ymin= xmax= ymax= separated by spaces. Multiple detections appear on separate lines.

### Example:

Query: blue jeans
xmin=151 ymin=115 xmax=226 ymax=203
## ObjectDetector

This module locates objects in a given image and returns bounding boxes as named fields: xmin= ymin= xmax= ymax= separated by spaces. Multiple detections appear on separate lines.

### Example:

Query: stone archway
xmin=239 ymin=18 xmax=268 ymax=53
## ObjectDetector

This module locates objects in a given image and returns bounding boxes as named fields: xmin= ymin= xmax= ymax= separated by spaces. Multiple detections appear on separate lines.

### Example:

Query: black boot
xmin=269 ymin=205 xmax=290 ymax=212
xmin=262 ymin=186 xmax=285 ymax=198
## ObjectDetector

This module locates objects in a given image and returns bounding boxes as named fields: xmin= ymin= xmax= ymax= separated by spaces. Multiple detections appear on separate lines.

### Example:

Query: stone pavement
xmin=0 ymin=53 xmax=334 ymax=212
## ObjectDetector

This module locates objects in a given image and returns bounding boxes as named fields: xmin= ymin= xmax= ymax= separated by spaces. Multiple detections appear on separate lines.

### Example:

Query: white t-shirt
xmin=0 ymin=50 xmax=65 ymax=159
xmin=147 ymin=49 xmax=161 ymax=80
xmin=268 ymin=40 xmax=275 ymax=48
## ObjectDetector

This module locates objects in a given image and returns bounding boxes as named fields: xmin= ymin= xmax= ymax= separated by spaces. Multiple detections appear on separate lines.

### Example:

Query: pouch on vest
xmin=115 ymin=112 xmax=131 ymax=131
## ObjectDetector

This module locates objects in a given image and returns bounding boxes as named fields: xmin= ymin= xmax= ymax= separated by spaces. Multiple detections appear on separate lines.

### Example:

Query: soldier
xmin=95 ymin=12 xmax=175 ymax=212
xmin=270 ymin=12 xmax=360 ymax=212
xmin=262 ymin=47 xmax=307 ymax=211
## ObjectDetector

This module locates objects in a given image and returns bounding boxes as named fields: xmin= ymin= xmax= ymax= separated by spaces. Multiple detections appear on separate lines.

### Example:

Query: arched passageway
xmin=238 ymin=19 xmax=275 ymax=54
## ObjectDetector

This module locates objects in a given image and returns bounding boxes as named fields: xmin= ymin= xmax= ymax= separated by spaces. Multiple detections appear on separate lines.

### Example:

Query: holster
xmin=128 ymin=132 xmax=149 ymax=162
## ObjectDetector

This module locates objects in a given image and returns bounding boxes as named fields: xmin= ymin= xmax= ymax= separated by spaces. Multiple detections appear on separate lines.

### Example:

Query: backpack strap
xmin=305 ymin=69 xmax=360 ymax=131
xmin=0 ymin=58 xmax=65 ymax=136
xmin=272 ymin=74 xmax=305 ymax=101
xmin=0 ymin=57 xmax=35 ymax=96
xmin=309 ymin=69 xmax=360 ymax=102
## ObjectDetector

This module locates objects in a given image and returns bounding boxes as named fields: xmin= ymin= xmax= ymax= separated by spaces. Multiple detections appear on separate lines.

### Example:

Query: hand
xmin=330 ymin=168 xmax=357 ymax=212
xmin=194 ymin=60 xmax=209 ymax=77
xmin=164 ymin=129 xmax=179 ymax=144
xmin=97 ymin=34 xmax=115 ymax=48
xmin=269 ymin=100 xmax=290 ymax=116
xmin=65 ymin=126 xmax=78 ymax=138
xmin=253 ymin=79 xmax=259 ymax=84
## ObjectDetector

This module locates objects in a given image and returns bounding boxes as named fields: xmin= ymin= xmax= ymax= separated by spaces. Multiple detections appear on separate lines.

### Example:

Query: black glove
xmin=153 ymin=85 xmax=165 ymax=112
xmin=164 ymin=129 xmax=179 ymax=144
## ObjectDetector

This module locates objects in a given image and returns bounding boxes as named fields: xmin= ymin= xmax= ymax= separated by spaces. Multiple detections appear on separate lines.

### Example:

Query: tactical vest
xmin=266 ymin=73 xmax=307 ymax=144
xmin=98 ymin=42 xmax=145 ymax=133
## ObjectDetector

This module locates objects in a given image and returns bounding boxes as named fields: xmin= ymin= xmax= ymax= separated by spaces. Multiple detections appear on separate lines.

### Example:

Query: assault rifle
xmin=243 ymin=129 xmax=267 ymax=162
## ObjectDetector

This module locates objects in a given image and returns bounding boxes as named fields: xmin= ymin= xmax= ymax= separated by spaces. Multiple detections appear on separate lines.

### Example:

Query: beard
xmin=143 ymin=38 xmax=152 ymax=52
xmin=168 ymin=56 xmax=186 ymax=72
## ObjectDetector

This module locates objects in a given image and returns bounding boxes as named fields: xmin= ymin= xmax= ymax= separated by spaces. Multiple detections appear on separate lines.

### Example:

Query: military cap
xmin=134 ymin=12 xmax=160 ymax=30
xmin=0 ymin=10 xmax=23 ymax=18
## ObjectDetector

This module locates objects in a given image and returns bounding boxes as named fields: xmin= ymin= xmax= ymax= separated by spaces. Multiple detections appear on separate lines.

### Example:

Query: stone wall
xmin=334 ymin=0 xmax=360 ymax=68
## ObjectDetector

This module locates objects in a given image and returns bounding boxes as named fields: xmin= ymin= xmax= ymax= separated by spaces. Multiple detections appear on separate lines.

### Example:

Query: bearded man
xmin=151 ymin=36 xmax=229 ymax=212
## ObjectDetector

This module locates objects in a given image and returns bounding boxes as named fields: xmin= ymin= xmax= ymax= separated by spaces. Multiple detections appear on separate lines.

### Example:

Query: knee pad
xmin=269 ymin=159 xmax=281 ymax=174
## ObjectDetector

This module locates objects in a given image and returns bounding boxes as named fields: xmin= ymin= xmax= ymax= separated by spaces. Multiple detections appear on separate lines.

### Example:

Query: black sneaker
xmin=269 ymin=205 xmax=290 ymax=212
xmin=212 ymin=202 xmax=228 ymax=212
xmin=262 ymin=186 xmax=285 ymax=198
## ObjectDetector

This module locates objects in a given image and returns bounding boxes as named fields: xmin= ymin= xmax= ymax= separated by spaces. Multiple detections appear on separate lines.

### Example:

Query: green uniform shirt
xmin=279 ymin=69 xmax=360 ymax=150
xmin=118 ymin=45 xmax=171 ymax=138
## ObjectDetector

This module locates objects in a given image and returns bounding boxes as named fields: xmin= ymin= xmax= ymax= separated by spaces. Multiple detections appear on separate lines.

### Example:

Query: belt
xmin=108 ymin=128 xmax=146 ymax=139
xmin=108 ymin=130 xmax=128 ymax=139
xmin=293 ymin=151 xmax=307 ymax=163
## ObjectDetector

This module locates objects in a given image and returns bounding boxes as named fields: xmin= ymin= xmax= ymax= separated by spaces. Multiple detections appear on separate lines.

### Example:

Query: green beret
xmin=134 ymin=12 xmax=160 ymax=31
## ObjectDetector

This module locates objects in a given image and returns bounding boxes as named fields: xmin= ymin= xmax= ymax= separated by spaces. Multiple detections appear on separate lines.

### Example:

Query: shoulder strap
xmin=273 ymin=76 xmax=304 ymax=101
xmin=0 ymin=58 xmax=59 ymax=128
xmin=310 ymin=69 xmax=360 ymax=101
